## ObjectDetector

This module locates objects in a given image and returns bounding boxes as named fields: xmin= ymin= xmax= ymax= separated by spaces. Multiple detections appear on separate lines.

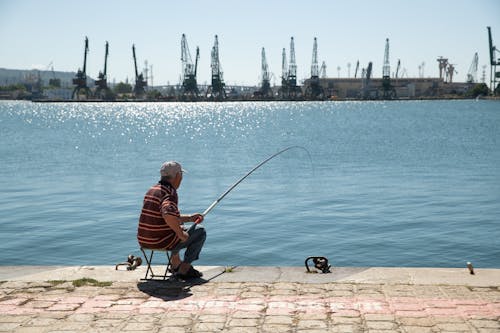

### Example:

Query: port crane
xmin=278 ymin=48 xmax=288 ymax=99
xmin=437 ymin=57 xmax=448 ymax=81
xmin=72 ymin=36 xmax=91 ymax=100
xmin=94 ymin=41 xmax=114 ymax=100
xmin=466 ymin=52 xmax=478 ymax=84
xmin=132 ymin=44 xmax=147 ymax=99
xmin=305 ymin=37 xmax=324 ymax=100
xmin=287 ymin=37 xmax=301 ymax=99
xmin=361 ymin=62 xmax=375 ymax=99
xmin=487 ymin=26 xmax=499 ymax=95
xmin=206 ymin=35 xmax=226 ymax=101
xmin=446 ymin=64 xmax=457 ymax=83
xmin=320 ymin=61 xmax=327 ymax=78
xmin=180 ymin=34 xmax=200 ymax=100
xmin=354 ymin=60 xmax=359 ymax=78
xmin=255 ymin=47 xmax=273 ymax=98
xmin=395 ymin=59 xmax=401 ymax=79
xmin=381 ymin=38 xmax=396 ymax=99
xmin=279 ymin=38 xmax=301 ymax=99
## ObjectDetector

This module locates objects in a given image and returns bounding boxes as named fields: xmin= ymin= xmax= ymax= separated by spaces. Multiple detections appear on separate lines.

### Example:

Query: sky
xmin=1 ymin=0 xmax=499 ymax=86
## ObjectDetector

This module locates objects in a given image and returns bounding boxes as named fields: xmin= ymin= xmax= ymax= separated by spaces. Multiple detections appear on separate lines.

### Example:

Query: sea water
xmin=0 ymin=100 xmax=499 ymax=268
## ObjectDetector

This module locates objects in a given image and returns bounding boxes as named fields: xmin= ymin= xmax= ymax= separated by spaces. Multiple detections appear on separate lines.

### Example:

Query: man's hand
xmin=192 ymin=213 xmax=204 ymax=224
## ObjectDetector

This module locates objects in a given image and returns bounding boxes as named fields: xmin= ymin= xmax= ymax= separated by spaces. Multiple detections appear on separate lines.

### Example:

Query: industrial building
xmin=302 ymin=77 xmax=473 ymax=100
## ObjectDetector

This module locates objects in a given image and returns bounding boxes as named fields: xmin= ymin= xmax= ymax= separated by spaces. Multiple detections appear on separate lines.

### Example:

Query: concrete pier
xmin=0 ymin=265 xmax=499 ymax=332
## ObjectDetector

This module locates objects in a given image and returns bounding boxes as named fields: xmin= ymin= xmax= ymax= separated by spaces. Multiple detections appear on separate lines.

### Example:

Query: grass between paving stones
xmin=47 ymin=278 xmax=112 ymax=287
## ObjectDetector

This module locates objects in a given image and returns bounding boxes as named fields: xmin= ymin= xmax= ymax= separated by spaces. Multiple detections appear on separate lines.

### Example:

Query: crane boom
xmin=311 ymin=37 xmax=319 ymax=78
xmin=103 ymin=41 xmax=109 ymax=76
xmin=132 ymin=44 xmax=139 ymax=79
xmin=82 ymin=36 xmax=89 ymax=75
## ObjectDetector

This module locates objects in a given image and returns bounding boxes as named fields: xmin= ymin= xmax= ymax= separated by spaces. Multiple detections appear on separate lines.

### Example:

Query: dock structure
xmin=0 ymin=265 xmax=499 ymax=332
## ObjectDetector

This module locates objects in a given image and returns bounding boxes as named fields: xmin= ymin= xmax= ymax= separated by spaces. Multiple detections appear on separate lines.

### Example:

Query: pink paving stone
xmin=0 ymin=298 xmax=29 ymax=306
xmin=265 ymin=302 xmax=297 ymax=315
xmin=74 ymin=306 xmax=106 ymax=314
xmin=391 ymin=302 xmax=425 ymax=311
xmin=81 ymin=300 xmax=114 ymax=308
xmin=234 ymin=300 xmax=266 ymax=312
xmin=59 ymin=296 xmax=89 ymax=304
xmin=425 ymin=307 xmax=460 ymax=316
xmin=114 ymin=298 xmax=146 ymax=305
xmin=394 ymin=310 xmax=428 ymax=317
xmin=108 ymin=304 xmax=139 ymax=312
xmin=331 ymin=309 xmax=361 ymax=317
xmin=138 ymin=307 xmax=165 ymax=314
xmin=47 ymin=303 xmax=81 ymax=311
xmin=4 ymin=307 xmax=42 ymax=315
xmin=140 ymin=300 xmax=165 ymax=308
xmin=356 ymin=301 xmax=390 ymax=314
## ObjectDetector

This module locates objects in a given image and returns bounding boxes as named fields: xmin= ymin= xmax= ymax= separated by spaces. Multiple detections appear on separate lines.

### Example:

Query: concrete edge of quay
xmin=0 ymin=265 xmax=499 ymax=287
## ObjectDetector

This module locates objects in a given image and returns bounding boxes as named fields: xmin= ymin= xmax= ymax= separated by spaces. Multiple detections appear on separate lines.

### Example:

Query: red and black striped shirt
xmin=137 ymin=182 xmax=181 ymax=250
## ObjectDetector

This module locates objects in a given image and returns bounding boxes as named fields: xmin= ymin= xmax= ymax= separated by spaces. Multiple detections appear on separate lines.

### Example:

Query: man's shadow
xmin=136 ymin=268 xmax=226 ymax=301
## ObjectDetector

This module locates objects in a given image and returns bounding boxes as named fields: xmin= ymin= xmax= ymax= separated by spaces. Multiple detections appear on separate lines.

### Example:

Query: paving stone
xmin=397 ymin=316 xmax=434 ymax=327
xmin=436 ymin=322 xmax=473 ymax=331
xmin=122 ymin=322 xmax=155 ymax=331
xmin=0 ymin=322 xmax=21 ymax=331
xmin=193 ymin=322 xmax=225 ymax=332
xmin=264 ymin=315 xmax=293 ymax=325
xmin=400 ymin=326 xmax=434 ymax=333
xmin=365 ymin=321 xmax=397 ymax=330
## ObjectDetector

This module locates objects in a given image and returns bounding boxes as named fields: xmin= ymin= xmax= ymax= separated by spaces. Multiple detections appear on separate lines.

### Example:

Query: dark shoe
xmin=168 ymin=265 xmax=180 ymax=274
xmin=177 ymin=266 xmax=203 ymax=280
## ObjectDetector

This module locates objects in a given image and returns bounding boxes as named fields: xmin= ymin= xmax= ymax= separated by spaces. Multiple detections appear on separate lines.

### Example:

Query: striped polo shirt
xmin=137 ymin=182 xmax=181 ymax=250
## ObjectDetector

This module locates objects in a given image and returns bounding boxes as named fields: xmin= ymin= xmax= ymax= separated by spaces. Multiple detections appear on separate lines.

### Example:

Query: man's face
xmin=172 ymin=172 xmax=183 ymax=189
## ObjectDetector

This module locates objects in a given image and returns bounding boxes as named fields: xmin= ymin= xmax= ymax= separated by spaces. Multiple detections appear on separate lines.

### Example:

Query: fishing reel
xmin=115 ymin=255 xmax=142 ymax=271
xmin=305 ymin=256 xmax=331 ymax=273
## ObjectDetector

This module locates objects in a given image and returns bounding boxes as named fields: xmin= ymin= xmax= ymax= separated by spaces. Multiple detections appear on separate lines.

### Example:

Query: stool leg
xmin=140 ymin=248 xmax=155 ymax=280
xmin=163 ymin=251 xmax=171 ymax=280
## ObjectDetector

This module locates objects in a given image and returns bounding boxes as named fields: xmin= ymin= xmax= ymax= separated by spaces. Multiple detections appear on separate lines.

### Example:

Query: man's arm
xmin=163 ymin=214 xmax=189 ymax=242
xmin=179 ymin=214 xmax=204 ymax=224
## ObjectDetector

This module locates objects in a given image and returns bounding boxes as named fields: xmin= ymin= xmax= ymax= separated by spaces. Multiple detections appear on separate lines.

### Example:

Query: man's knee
xmin=194 ymin=224 xmax=207 ymax=241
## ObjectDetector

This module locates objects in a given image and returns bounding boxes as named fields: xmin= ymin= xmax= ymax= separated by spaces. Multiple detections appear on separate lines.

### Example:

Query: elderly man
xmin=137 ymin=161 xmax=206 ymax=279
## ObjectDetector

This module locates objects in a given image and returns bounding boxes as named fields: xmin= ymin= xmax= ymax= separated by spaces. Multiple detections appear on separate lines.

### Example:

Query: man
xmin=138 ymin=161 xmax=206 ymax=279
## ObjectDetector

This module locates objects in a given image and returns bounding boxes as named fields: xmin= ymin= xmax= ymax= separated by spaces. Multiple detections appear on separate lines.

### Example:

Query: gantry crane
xmin=320 ymin=61 xmax=327 ymax=78
xmin=466 ymin=52 xmax=478 ymax=84
xmin=437 ymin=56 xmax=448 ymax=81
xmin=446 ymin=64 xmax=457 ymax=83
xmin=180 ymin=34 xmax=200 ymax=100
xmin=287 ymin=37 xmax=301 ymax=99
xmin=362 ymin=62 xmax=374 ymax=99
xmin=487 ymin=26 xmax=499 ymax=95
xmin=94 ymin=41 xmax=114 ymax=100
xmin=381 ymin=38 xmax=396 ymax=99
xmin=255 ymin=47 xmax=273 ymax=99
xmin=278 ymin=48 xmax=288 ymax=99
xmin=395 ymin=59 xmax=401 ymax=79
xmin=206 ymin=35 xmax=226 ymax=101
xmin=305 ymin=37 xmax=324 ymax=100
xmin=72 ymin=36 xmax=91 ymax=100
xmin=279 ymin=38 xmax=301 ymax=99
xmin=132 ymin=44 xmax=147 ymax=99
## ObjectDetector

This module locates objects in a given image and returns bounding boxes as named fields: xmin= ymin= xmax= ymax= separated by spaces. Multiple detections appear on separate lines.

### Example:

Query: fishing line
xmin=196 ymin=145 xmax=312 ymax=223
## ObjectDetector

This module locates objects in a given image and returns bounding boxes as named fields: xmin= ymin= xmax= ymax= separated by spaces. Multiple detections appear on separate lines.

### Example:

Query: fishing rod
xmin=196 ymin=145 xmax=311 ymax=223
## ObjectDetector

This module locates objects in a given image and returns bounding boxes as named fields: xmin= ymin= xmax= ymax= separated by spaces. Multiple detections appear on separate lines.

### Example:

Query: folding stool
xmin=140 ymin=247 xmax=174 ymax=280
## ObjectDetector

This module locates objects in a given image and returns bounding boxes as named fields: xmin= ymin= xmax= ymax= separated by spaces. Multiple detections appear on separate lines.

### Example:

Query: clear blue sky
xmin=1 ymin=0 xmax=499 ymax=86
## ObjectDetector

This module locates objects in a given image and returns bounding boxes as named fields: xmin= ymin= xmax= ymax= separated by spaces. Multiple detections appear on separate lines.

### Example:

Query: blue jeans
xmin=171 ymin=223 xmax=206 ymax=264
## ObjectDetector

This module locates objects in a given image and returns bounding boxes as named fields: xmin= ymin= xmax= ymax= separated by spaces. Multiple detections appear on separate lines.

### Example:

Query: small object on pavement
xmin=305 ymin=256 xmax=331 ymax=273
xmin=115 ymin=255 xmax=142 ymax=271
xmin=467 ymin=261 xmax=475 ymax=275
